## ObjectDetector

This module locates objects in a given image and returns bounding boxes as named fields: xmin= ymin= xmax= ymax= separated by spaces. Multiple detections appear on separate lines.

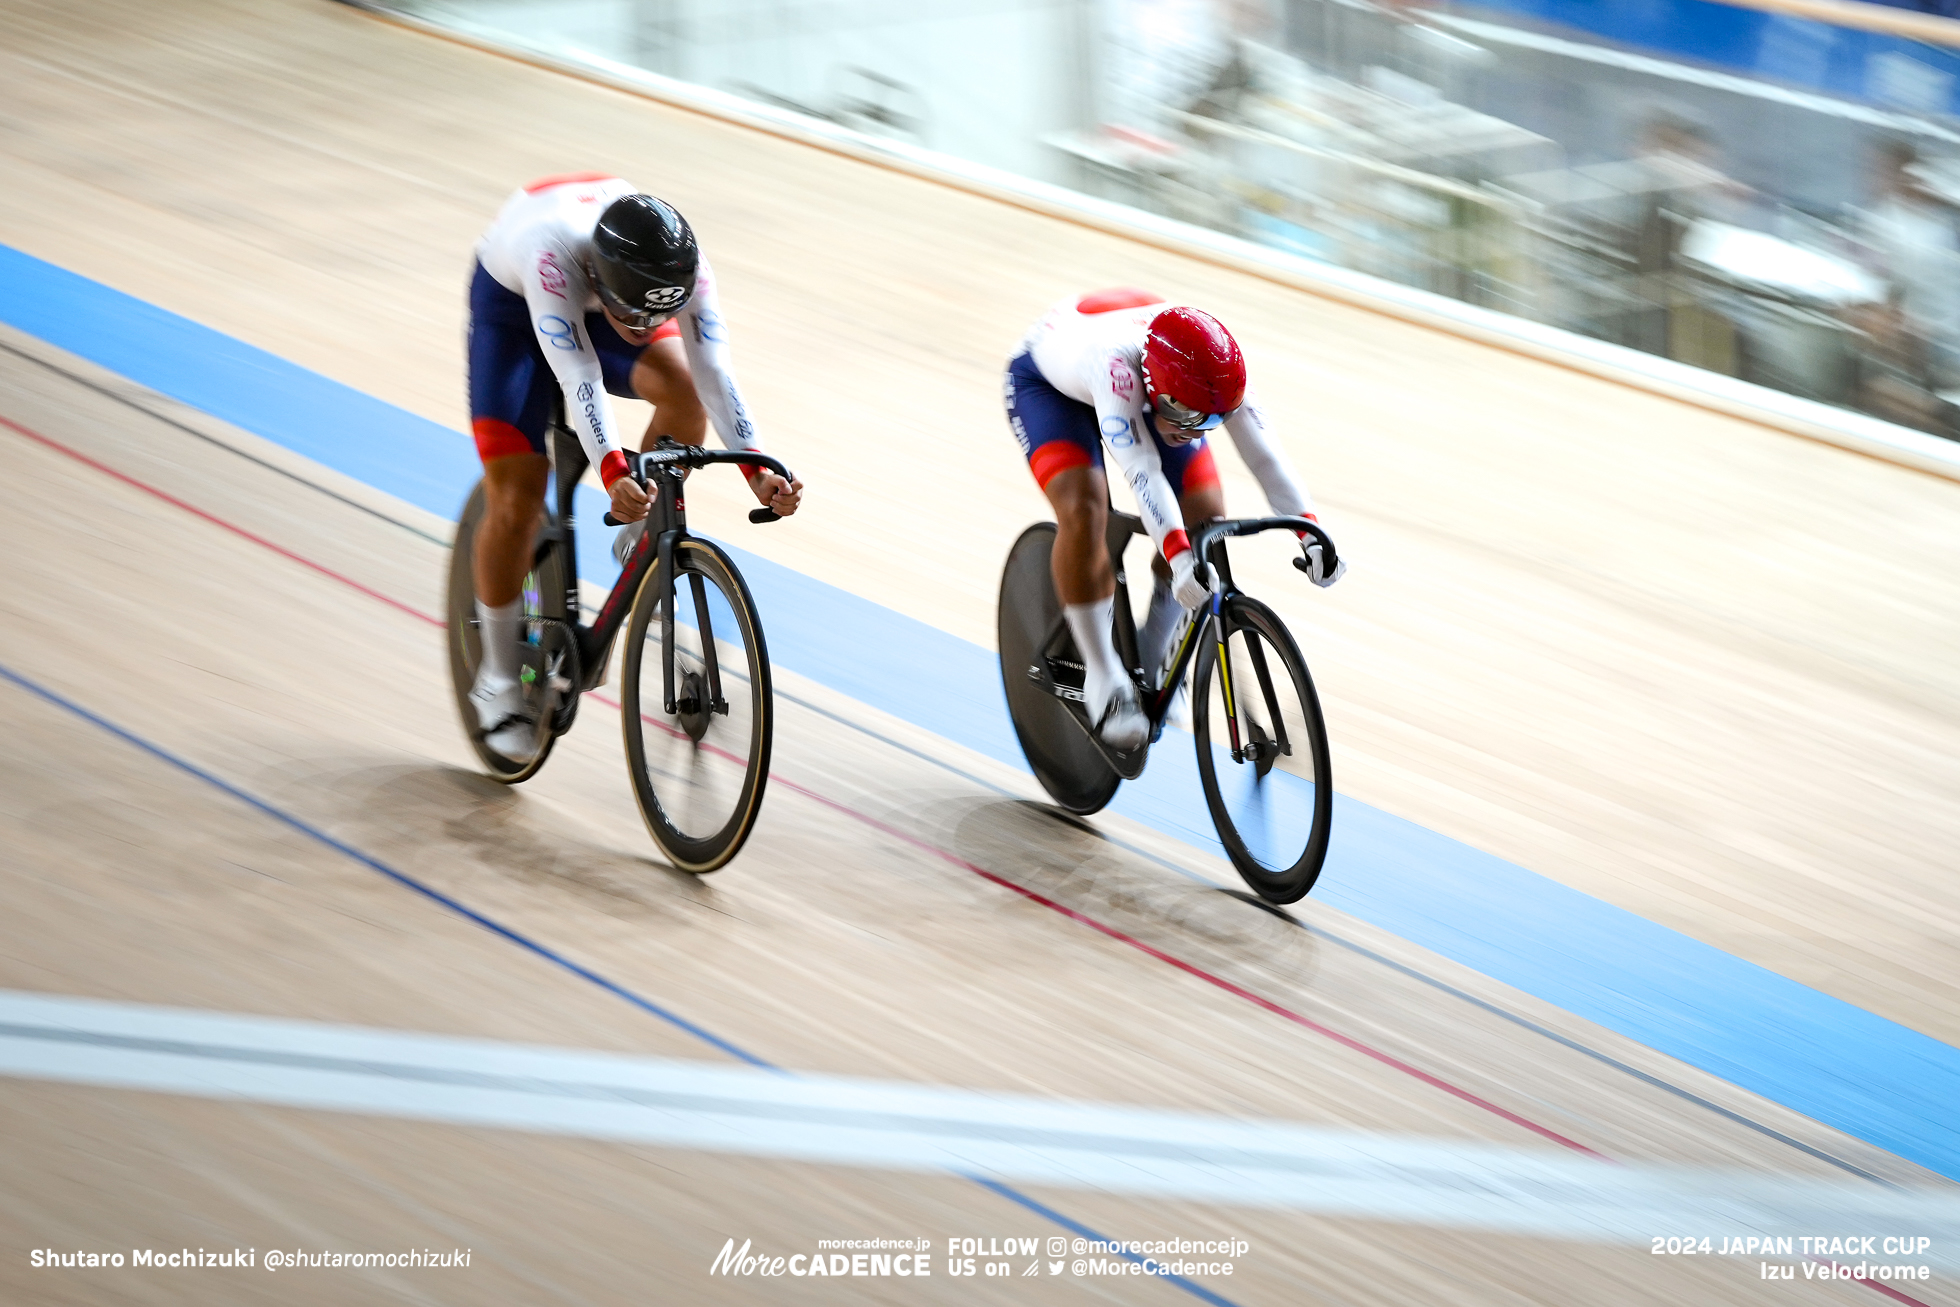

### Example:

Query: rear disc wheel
xmin=446 ymin=482 xmax=568 ymax=784
xmin=997 ymin=522 xmax=1121 ymax=815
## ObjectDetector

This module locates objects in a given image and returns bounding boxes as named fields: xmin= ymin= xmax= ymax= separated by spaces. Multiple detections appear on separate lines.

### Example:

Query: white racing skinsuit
xmin=471 ymin=172 xmax=762 ymax=488
xmin=1016 ymin=292 xmax=1318 ymax=568
xmin=1005 ymin=290 xmax=1328 ymax=739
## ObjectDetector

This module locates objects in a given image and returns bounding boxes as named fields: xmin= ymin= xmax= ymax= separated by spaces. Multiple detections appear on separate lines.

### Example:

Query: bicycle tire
xmin=997 ymin=522 xmax=1121 ymax=815
xmin=1191 ymin=595 xmax=1333 ymax=903
xmin=620 ymin=537 xmax=772 ymax=873
xmin=446 ymin=482 xmax=570 ymax=784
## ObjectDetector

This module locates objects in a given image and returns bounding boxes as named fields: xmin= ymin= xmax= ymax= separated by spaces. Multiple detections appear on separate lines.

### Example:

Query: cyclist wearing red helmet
xmin=1005 ymin=289 xmax=1342 ymax=749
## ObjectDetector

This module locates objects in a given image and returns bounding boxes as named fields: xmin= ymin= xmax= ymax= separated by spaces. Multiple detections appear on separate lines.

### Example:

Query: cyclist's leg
xmin=1005 ymin=352 xmax=1143 ymax=744
xmin=1004 ymin=352 xmax=1109 ymax=599
xmin=469 ymin=260 xmax=556 ymax=606
xmin=602 ymin=320 xmax=702 ymax=565
xmin=473 ymin=455 xmax=549 ymax=606
xmin=625 ymin=322 xmax=708 ymax=448
xmin=471 ymin=454 xmax=548 ymax=754
xmin=467 ymin=262 xmax=556 ymax=752
xmin=619 ymin=321 xmax=791 ymax=514
xmin=1042 ymin=464 xmax=1113 ymax=603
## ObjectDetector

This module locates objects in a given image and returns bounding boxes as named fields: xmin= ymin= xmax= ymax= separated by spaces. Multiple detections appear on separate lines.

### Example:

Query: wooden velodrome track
xmin=1 ymin=0 xmax=1957 ymax=1302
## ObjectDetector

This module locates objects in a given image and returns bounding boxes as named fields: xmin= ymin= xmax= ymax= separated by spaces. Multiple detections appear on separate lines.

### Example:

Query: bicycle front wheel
xmin=620 ymin=538 xmax=772 ymax=873
xmin=1191 ymin=596 xmax=1332 ymax=904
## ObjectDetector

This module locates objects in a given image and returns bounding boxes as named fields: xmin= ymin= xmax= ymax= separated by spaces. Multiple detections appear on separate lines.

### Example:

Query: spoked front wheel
xmin=620 ymin=538 xmax=772 ymax=873
xmin=1191 ymin=596 xmax=1333 ymax=904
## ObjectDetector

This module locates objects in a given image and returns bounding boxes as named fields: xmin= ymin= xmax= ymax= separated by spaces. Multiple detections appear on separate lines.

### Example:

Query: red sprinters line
xmin=768 ymin=770 xmax=1607 ymax=1158
xmin=11 ymin=409 xmax=1602 ymax=1153
xmin=0 ymin=411 xmax=1745 ymax=1156
xmin=617 ymin=681 xmax=1592 ymax=1154
xmin=2 ymin=415 xmax=438 ymax=631
xmin=14 ymin=409 xmax=1943 ymax=1307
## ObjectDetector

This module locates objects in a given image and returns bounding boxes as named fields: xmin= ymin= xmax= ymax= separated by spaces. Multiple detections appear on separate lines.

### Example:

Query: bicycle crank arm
xmin=1028 ymin=655 xmax=1086 ymax=703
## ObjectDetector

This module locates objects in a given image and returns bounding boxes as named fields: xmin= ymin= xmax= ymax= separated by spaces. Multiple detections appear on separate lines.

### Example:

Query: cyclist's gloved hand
xmin=1170 ymin=549 xmax=1212 ymax=609
xmin=608 ymin=475 xmax=651 ymax=524
xmin=1300 ymin=540 xmax=1346 ymax=588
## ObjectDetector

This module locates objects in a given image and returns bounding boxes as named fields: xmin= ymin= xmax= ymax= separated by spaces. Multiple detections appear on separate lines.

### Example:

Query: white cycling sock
xmin=1062 ymin=595 xmax=1125 ymax=717
xmin=1137 ymin=574 xmax=1180 ymax=687
xmin=476 ymin=597 xmax=524 ymax=688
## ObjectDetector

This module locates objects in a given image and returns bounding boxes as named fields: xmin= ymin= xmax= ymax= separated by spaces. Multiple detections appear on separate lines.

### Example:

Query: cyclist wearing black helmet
xmin=466 ymin=173 xmax=802 ymax=762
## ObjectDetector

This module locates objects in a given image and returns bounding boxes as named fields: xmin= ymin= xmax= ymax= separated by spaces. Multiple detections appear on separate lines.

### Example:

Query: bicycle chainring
xmin=531 ymin=619 xmax=582 ymax=736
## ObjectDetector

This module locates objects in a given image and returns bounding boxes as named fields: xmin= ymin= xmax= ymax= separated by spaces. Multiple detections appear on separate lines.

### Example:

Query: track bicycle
xmin=446 ymin=410 xmax=794 ymax=872
xmin=997 ymin=510 xmax=1339 ymax=904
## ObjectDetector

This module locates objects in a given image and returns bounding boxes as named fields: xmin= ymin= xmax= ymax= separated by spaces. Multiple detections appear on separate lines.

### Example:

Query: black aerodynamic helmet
xmin=590 ymin=193 xmax=699 ymax=327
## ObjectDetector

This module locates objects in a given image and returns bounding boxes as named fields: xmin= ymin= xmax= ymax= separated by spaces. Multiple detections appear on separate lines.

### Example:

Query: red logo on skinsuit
xmin=1109 ymin=357 xmax=1136 ymax=401
xmin=537 ymin=251 xmax=567 ymax=299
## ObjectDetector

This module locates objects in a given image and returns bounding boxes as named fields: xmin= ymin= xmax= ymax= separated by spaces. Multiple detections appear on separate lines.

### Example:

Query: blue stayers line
xmin=0 ymin=660 xmax=770 ymax=1071
xmin=965 ymin=1179 xmax=1243 ymax=1307
xmin=0 ymin=658 xmax=1242 ymax=1307
xmin=6 ymin=242 xmax=1960 ymax=1182
xmin=0 ymin=249 xmax=481 ymax=519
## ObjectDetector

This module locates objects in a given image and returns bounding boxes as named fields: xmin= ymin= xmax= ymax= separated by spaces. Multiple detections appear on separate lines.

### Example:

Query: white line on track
xmin=3 ymin=990 xmax=1956 ymax=1262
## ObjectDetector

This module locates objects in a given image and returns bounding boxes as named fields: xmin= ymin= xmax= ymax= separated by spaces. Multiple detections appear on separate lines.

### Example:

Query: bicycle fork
xmin=665 ymin=566 xmax=727 ymax=719
xmin=652 ymin=479 xmax=728 ymax=723
xmin=1207 ymin=598 xmax=1291 ymax=772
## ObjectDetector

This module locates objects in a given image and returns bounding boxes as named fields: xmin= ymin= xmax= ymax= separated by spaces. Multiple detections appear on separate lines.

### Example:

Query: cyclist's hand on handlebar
xmin=1300 ymin=540 xmax=1346 ymax=588
xmin=608 ymin=474 xmax=651 ymax=524
xmin=1170 ymin=549 xmax=1213 ymax=609
xmin=749 ymin=470 xmax=804 ymax=517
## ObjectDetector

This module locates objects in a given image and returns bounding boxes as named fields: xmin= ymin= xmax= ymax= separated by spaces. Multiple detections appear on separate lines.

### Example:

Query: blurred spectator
xmin=1626 ymin=115 xmax=1746 ymax=359
xmin=1849 ymin=139 xmax=1960 ymax=428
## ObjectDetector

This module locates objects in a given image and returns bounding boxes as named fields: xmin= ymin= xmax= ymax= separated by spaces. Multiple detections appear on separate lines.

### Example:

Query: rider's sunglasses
xmin=1152 ymin=393 xmax=1226 ymax=432
xmin=595 ymin=280 xmax=678 ymax=333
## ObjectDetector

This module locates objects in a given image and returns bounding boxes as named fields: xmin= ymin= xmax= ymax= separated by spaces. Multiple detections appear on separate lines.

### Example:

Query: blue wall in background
xmin=1461 ymin=0 xmax=1960 ymax=114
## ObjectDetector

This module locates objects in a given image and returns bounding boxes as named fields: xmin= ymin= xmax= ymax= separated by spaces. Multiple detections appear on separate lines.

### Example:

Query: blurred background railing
xmin=395 ymin=0 xmax=1960 ymax=438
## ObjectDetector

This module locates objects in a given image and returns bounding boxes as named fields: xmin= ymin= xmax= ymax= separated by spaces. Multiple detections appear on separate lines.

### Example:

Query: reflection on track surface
xmin=0 ymin=1 xmax=1956 ymax=1295
xmin=9 ymin=242 xmax=1958 ymax=1186
xmin=1 ymin=326 xmax=1953 ymax=1306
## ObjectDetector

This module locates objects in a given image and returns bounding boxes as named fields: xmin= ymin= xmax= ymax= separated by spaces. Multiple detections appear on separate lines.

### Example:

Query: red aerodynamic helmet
xmin=1141 ymin=307 xmax=1246 ymax=433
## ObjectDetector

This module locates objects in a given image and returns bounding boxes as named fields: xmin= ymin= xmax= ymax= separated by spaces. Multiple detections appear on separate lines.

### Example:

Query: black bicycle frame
xmin=542 ymin=415 xmax=792 ymax=714
xmin=1181 ymin=515 xmax=1336 ymax=763
xmin=1037 ymin=510 xmax=1338 ymax=755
